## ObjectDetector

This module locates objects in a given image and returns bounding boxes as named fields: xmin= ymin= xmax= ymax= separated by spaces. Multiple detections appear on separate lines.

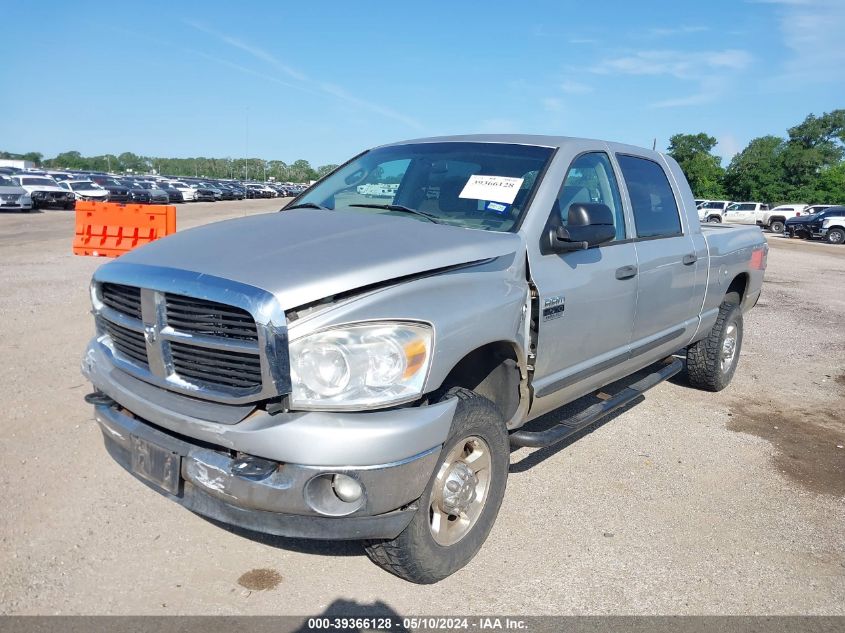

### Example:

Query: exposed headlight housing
xmin=289 ymin=322 xmax=433 ymax=410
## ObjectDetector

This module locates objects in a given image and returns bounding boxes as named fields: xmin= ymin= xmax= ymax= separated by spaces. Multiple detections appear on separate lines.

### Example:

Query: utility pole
xmin=245 ymin=107 xmax=249 ymax=182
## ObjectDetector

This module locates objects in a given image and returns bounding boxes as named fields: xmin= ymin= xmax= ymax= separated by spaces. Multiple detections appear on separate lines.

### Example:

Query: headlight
xmin=289 ymin=322 xmax=433 ymax=410
xmin=822 ymin=219 xmax=830 ymax=228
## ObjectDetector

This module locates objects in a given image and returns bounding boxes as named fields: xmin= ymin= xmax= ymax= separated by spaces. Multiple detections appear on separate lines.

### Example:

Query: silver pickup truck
xmin=82 ymin=135 xmax=767 ymax=584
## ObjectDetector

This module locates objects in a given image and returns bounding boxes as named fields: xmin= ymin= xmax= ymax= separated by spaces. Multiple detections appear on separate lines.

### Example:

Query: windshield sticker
xmin=459 ymin=175 xmax=524 ymax=204
xmin=485 ymin=201 xmax=509 ymax=215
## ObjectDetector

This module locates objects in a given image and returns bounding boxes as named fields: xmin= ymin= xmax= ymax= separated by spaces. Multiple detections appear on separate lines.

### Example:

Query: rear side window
xmin=617 ymin=155 xmax=682 ymax=238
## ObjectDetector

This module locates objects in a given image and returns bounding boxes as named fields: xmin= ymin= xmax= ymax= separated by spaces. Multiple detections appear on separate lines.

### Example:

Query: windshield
xmin=292 ymin=142 xmax=554 ymax=232
xmin=0 ymin=176 xmax=17 ymax=187
xmin=22 ymin=177 xmax=57 ymax=187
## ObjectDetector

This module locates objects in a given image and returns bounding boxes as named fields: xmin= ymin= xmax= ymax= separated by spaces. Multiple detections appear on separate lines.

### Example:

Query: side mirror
xmin=545 ymin=203 xmax=616 ymax=253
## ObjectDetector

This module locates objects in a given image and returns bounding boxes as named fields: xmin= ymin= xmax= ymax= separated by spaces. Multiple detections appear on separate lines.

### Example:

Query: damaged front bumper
xmin=82 ymin=340 xmax=455 ymax=540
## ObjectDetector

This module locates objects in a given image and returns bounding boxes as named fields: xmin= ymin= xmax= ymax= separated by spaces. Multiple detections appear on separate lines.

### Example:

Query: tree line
xmin=5 ymin=110 xmax=843 ymax=200
xmin=0 ymin=150 xmax=338 ymax=183
xmin=667 ymin=110 xmax=845 ymax=205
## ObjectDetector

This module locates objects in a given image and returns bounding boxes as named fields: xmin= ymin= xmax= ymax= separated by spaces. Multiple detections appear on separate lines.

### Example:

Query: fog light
xmin=332 ymin=474 xmax=363 ymax=502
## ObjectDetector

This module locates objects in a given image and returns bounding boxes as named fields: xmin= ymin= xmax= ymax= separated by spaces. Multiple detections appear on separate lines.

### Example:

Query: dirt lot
xmin=0 ymin=201 xmax=843 ymax=615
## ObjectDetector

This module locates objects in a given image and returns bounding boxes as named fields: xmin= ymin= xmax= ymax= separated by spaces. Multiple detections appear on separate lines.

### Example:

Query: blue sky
xmin=1 ymin=0 xmax=843 ymax=166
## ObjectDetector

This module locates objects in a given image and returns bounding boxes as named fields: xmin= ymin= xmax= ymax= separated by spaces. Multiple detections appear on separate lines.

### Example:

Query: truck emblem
xmin=144 ymin=326 xmax=157 ymax=345
xmin=542 ymin=296 xmax=565 ymax=321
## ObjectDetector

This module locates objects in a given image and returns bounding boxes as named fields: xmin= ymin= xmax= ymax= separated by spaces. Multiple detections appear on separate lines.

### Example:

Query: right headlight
xmin=289 ymin=321 xmax=433 ymax=410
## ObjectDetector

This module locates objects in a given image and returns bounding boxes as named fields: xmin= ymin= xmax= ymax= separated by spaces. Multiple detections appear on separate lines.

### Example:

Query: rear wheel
xmin=826 ymin=228 xmax=845 ymax=245
xmin=707 ymin=215 xmax=722 ymax=223
xmin=769 ymin=220 xmax=785 ymax=234
xmin=364 ymin=388 xmax=509 ymax=584
xmin=686 ymin=294 xmax=743 ymax=392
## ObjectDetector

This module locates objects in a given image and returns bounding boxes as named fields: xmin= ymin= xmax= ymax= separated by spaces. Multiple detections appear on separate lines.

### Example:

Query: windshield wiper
xmin=284 ymin=202 xmax=329 ymax=210
xmin=349 ymin=203 xmax=443 ymax=224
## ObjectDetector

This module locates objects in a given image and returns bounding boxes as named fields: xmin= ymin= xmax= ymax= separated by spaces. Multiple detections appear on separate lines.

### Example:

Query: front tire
xmin=364 ymin=388 xmax=509 ymax=584
xmin=686 ymin=295 xmax=743 ymax=392
xmin=825 ymin=228 xmax=845 ymax=245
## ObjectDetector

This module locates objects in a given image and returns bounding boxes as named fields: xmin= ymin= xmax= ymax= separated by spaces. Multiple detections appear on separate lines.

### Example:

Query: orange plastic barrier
xmin=73 ymin=201 xmax=176 ymax=257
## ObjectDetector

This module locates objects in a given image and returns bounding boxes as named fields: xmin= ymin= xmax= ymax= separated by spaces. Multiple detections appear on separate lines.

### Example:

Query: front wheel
xmin=686 ymin=296 xmax=743 ymax=392
xmin=769 ymin=220 xmax=785 ymax=234
xmin=365 ymin=388 xmax=509 ymax=584
xmin=825 ymin=228 xmax=845 ymax=245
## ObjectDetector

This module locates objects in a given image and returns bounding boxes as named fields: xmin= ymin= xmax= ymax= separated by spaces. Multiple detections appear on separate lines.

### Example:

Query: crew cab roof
xmin=378 ymin=134 xmax=666 ymax=161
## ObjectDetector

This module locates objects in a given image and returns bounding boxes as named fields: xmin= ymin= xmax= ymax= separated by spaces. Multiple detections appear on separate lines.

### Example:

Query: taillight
xmin=796 ymin=211 xmax=801 ymax=216
xmin=750 ymin=246 xmax=768 ymax=270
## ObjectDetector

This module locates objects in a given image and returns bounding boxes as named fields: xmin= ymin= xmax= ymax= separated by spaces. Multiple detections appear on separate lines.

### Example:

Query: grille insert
xmin=101 ymin=319 xmax=148 ymax=367
xmin=165 ymin=294 xmax=258 ymax=341
xmin=170 ymin=341 xmax=262 ymax=390
xmin=101 ymin=283 xmax=142 ymax=320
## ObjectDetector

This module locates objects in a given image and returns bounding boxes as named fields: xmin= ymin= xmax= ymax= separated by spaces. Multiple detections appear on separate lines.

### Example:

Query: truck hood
xmin=113 ymin=209 xmax=522 ymax=309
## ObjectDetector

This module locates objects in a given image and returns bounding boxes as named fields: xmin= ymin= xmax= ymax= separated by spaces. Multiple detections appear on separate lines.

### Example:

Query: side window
xmin=555 ymin=152 xmax=626 ymax=241
xmin=617 ymin=154 xmax=682 ymax=238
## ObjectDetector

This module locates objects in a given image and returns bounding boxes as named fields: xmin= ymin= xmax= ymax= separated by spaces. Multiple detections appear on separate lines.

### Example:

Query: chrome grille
xmin=100 ymin=318 xmax=149 ymax=367
xmin=95 ymin=281 xmax=270 ymax=399
xmin=101 ymin=283 xmax=142 ymax=319
xmin=170 ymin=341 xmax=262 ymax=390
xmin=165 ymin=294 xmax=257 ymax=341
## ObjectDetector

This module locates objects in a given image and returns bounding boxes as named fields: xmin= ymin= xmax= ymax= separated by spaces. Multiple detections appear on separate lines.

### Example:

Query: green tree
xmin=723 ymin=136 xmax=788 ymax=203
xmin=666 ymin=133 xmax=725 ymax=198
xmin=317 ymin=164 xmax=339 ymax=178
xmin=780 ymin=110 xmax=845 ymax=202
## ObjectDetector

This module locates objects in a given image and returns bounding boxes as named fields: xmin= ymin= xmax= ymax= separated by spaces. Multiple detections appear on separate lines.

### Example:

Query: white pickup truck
xmin=697 ymin=200 xmax=732 ymax=223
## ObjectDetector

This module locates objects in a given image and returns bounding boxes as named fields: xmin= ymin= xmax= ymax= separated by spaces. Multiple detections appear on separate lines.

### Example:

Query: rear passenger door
xmin=616 ymin=154 xmax=699 ymax=355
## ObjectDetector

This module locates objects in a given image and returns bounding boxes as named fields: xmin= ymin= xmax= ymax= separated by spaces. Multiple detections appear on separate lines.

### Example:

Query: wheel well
xmin=437 ymin=342 xmax=522 ymax=424
xmin=768 ymin=215 xmax=785 ymax=224
xmin=726 ymin=273 xmax=748 ymax=302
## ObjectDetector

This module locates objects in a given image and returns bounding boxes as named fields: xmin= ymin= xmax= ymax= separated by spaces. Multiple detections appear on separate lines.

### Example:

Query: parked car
xmin=784 ymin=206 xmax=845 ymax=239
xmin=192 ymin=184 xmax=217 ymax=201
xmin=59 ymin=180 xmax=110 ymax=202
xmin=167 ymin=181 xmax=198 ymax=202
xmin=245 ymin=183 xmax=272 ymax=198
xmin=758 ymin=204 xmax=808 ymax=234
xmin=82 ymin=134 xmax=767 ymax=584
xmin=156 ymin=182 xmax=185 ymax=203
xmin=819 ymin=211 xmax=845 ymax=244
xmin=89 ymin=176 xmax=132 ymax=203
xmin=722 ymin=202 xmax=769 ymax=226
xmin=12 ymin=175 xmax=76 ymax=209
xmin=134 ymin=181 xmax=170 ymax=204
xmin=0 ymin=174 xmax=33 ymax=211
xmin=696 ymin=200 xmax=732 ymax=223
xmin=196 ymin=182 xmax=224 ymax=200
xmin=119 ymin=180 xmax=153 ymax=204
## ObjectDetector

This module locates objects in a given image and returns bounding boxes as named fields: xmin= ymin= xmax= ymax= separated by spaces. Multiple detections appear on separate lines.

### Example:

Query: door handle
xmin=615 ymin=265 xmax=638 ymax=280
xmin=682 ymin=253 xmax=698 ymax=265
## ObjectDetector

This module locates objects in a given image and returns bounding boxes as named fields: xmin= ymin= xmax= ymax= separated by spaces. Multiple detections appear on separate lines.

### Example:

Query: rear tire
xmin=707 ymin=215 xmax=722 ymax=223
xmin=769 ymin=220 xmax=785 ymax=234
xmin=825 ymin=228 xmax=845 ymax=245
xmin=364 ymin=388 xmax=509 ymax=584
xmin=686 ymin=295 xmax=743 ymax=392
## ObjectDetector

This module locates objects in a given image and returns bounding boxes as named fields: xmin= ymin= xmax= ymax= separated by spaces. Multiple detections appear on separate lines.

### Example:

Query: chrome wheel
xmin=721 ymin=323 xmax=738 ymax=373
xmin=429 ymin=436 xmax=491 ymax=546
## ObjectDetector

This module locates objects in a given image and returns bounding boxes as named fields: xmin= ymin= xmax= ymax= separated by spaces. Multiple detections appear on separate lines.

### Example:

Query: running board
xmin=510 ymin=357 xmax=683 ymax=449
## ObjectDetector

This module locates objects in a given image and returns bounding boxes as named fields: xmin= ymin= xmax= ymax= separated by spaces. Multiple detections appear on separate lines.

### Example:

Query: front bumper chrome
xmin=94 ymin=402 xmax=441 ymax=539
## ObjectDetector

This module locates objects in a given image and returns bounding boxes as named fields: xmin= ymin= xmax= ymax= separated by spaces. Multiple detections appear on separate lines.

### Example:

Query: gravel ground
xmin=0 ymin=203 xmax=842 ymax=615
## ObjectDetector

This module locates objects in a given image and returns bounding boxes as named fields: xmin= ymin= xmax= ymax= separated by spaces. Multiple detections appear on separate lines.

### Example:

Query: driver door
xmin=529 ymin=151 xmax=638 ymax=414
